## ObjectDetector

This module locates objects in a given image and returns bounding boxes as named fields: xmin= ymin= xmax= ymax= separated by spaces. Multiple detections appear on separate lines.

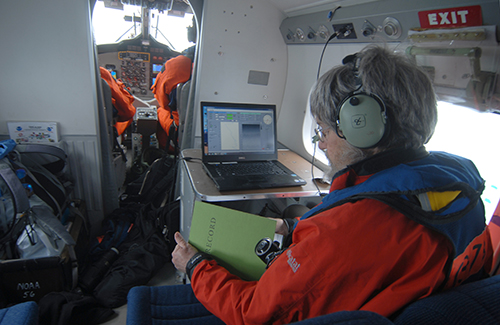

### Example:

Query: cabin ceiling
xmin=269 ymin=0 xmax=379 ymax=17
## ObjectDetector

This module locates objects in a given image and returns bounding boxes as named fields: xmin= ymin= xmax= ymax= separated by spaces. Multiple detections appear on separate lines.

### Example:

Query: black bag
xmin=38 ymin=291 xmax=116 ymax=325
xmin=79 ymin=147 xmax=180 ymax=308
xmin=78 ymin=204 xmax=140 ymax=293
xmin=90 ymin=202 xmax=179 ymax=308
xmin=121 ymin=153 xmax=178 ymax=209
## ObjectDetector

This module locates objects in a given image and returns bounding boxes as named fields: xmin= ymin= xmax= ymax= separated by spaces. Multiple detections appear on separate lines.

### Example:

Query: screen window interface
xmin=203 ymin=106 xmax=275 ymax=156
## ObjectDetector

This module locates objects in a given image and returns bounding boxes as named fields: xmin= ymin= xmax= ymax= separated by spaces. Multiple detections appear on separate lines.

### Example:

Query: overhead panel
xmin=279 ymin=0 xmax=500 ymax=45
xmin=280 ymin=0 xmax=500 ymax=112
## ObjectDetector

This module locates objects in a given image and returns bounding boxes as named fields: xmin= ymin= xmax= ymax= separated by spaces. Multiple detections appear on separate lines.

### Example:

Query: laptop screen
xmin=201 ymin=101 xmax=278 ymax=163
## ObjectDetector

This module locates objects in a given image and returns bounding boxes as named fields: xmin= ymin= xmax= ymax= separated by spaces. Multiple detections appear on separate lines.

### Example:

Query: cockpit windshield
xmin=92 ymin=0 xmax=194 ymax=52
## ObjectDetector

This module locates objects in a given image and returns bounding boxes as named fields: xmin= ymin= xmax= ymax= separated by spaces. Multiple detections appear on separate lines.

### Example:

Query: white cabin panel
xmin=0 ymin=0 xmax=98 ymax=137
xmin=194 ymin=0 xmax=288 ymax=137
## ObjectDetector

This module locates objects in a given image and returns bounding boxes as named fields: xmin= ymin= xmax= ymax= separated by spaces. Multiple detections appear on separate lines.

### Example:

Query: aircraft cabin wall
xmin=277 ymin=0 xmax=500 ymax=171
xmin=190 ymin=0 xmax=288 ymax=149
xmin=193 ymin=0 xmax=500 ymax=176
xmin=0 ymin=0 xmax=110 ymax=228
xmin=0 ymin=0 xmax=97 ymax=138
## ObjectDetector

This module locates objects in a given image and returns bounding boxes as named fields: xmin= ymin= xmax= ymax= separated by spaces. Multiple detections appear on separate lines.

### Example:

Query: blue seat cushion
xmin=127 ymin=285 xmax=224 ymax=325
xmin=127 ymin=275 xmax=500 ymax=325
xmin=394 ymin=274 xmax=500 ymax=324
xmin=0 ymin=301 xmax=38 ymax=325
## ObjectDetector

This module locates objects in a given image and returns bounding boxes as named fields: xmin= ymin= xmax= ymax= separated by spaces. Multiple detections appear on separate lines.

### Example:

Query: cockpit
xmin=92 ymin=0 xmax=195 ymax=99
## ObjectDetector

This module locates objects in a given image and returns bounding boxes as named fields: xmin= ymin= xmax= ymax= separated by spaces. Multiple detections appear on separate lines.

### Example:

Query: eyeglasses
xmin=313 ymin=125 xmax=331 ymax=143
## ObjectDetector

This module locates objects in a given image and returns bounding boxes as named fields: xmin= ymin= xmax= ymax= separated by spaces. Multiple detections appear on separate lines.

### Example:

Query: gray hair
xmin=310 ymin=45 xmax=437 ymax=156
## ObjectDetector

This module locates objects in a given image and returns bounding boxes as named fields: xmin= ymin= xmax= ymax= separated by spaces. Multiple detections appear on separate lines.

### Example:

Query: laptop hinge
xmin=207 ymin=162 xmax=238 ymax=165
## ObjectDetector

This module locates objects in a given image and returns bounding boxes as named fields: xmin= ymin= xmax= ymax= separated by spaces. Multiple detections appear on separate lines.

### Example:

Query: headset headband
xmin=342 ymin=53 xmax=361 ymax=89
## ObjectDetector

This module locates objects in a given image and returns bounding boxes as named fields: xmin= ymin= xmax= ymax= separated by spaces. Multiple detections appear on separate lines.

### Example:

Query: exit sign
xmin=418 ymin=5 xmax=482 ymax=29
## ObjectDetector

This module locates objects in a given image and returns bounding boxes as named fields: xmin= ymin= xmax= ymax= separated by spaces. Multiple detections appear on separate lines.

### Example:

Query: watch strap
xmin=186 ymin=252 xmax=211 ymax=280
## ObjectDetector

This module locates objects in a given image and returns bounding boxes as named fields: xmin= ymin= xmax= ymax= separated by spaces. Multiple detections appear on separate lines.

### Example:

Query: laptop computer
xmin=201 ymin=101 xmax=307 ymax=191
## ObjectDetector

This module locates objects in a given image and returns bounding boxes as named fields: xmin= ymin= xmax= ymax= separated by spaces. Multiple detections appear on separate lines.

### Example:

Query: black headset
xmin=334 ymin=54 xmax=388 ymax=149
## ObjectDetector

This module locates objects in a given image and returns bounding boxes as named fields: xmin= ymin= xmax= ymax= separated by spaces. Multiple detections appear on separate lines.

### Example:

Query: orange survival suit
xmin=99 ymin=67 xmax=136 ymax=136
xmin=151 ymin=55 xmax=192 ymax=150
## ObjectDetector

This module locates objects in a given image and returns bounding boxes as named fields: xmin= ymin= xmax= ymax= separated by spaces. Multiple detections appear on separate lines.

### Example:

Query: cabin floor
xmin=102 ymin=145 xmax=183 ymax=324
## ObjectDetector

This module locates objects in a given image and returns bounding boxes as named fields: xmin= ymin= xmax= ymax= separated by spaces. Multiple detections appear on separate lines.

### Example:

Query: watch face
xmin=263 ymin=114 xmax=272 ymax=125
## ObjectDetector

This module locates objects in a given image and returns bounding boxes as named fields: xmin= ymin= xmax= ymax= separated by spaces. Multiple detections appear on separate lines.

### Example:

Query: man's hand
xmin=172 ymin=232 xmax=199 ymax=273
xmin=269 ymin=218 xmax=289 ymax=236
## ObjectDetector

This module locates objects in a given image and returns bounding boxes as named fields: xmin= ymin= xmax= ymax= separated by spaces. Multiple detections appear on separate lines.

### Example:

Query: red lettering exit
xmin=418 ymin=5 xmax=482 ymax=29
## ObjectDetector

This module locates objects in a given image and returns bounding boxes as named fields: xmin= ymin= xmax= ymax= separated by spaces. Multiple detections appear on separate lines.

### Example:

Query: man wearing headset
xmin=171 ymin=45 xmax=493 ymax=324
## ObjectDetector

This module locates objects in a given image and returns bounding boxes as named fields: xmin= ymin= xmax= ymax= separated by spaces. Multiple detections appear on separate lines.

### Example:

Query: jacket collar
xmin=333 ymin=147 xmax=429 ymax=181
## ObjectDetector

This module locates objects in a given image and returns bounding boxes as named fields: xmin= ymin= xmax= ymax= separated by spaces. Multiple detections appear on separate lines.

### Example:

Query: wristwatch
xmin=185 ymin=252 xmax=211 ymax=280
xmin=283 ymin=218 xmax=298 ymax=234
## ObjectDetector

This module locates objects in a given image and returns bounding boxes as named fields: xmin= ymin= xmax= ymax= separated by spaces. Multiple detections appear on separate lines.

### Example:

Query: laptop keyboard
xmin=215 ymin=161 xmax=288 ymax=177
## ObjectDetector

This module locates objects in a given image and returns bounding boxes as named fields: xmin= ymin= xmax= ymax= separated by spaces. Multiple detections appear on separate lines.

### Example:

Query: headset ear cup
xmin=337 ymin=93 xmax=387 ymax=148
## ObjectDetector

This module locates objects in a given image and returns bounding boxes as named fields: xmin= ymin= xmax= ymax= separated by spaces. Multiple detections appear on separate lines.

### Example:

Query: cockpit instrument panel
xmin=97 ymin=38 xmax=177 ymax=99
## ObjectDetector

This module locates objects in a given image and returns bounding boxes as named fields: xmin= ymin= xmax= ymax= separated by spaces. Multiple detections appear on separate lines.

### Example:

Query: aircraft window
xmin=92 ymin=1 xmax=194 ymax=52
xmin=305 ymin=102 xmax=500 ymax=222
xmin=149 ymin=10 xmax=194 ymax=52
xmin=425 ymin=102 xmax=500 ymax=223
xmin=93 ymin=2 xmax=143 ymax=44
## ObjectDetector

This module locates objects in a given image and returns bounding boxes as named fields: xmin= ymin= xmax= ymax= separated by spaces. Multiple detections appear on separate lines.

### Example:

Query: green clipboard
xmin=188 ymin=201 xmax=277 ymax=281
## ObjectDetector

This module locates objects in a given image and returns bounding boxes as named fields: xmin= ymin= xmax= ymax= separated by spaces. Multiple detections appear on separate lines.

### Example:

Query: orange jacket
xmin=151 ymin=55 xmax=192 ymax=149
xmin=192 ymin=194 xmax=452 ymax=324
xmin=190 ymin=149 xmax=492 ymax=325
xmin=99 ymin=67 xmax=136 ymax=135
